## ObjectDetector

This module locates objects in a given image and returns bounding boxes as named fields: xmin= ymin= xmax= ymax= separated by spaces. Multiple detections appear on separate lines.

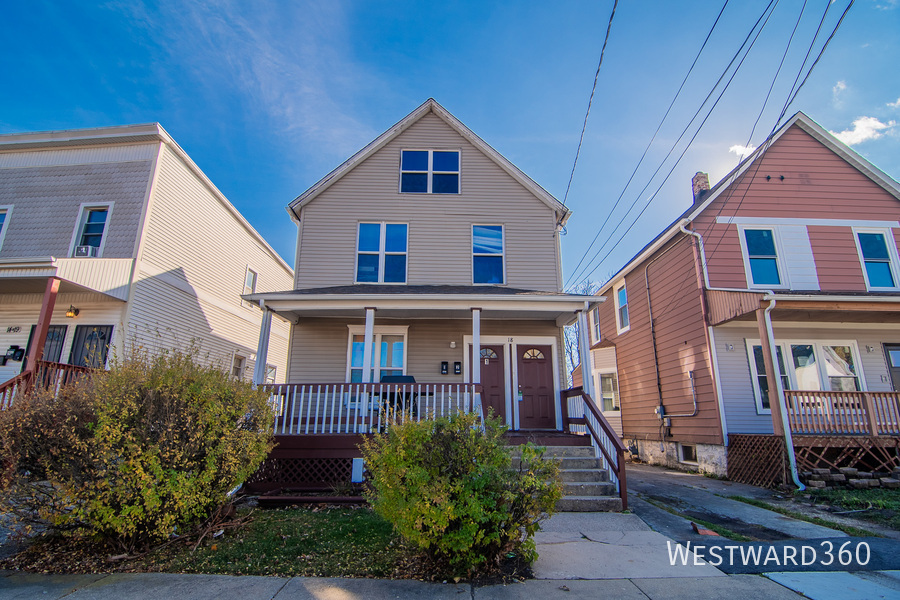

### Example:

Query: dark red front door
xmin=472 ymin=345 xmax=506 ymax=423
xmin=517 ymin=345 xmax=555 ymax=429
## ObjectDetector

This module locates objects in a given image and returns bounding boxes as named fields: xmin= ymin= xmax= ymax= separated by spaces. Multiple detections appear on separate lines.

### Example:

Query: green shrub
xmin=360 ymin=412 xmax=562 ymax=577
xmin=0 ymin=350 xmax=274 ymax=552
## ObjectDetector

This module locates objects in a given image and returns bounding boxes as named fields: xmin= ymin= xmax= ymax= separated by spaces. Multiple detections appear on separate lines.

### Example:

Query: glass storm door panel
xmin=68 ymin=325 xmax=113 ymax=368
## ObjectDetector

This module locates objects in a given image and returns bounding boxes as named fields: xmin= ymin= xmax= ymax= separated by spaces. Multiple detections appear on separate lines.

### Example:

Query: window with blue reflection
xmin=473 ymin=225 xmax=503 ymax=284
xmin=400 ymin=150 xmax=459 ymax=194
xmin=858 ymin=232 xmax=896 ymax=288
xmin=744 ymin=229 xmax=781 ymax=286
xmin=356 ymin=222 xmax=408 ymax=283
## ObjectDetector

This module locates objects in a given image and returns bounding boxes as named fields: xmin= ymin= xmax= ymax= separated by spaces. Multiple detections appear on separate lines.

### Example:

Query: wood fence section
xmin=726 ymin=434 xmax=787 ymax=488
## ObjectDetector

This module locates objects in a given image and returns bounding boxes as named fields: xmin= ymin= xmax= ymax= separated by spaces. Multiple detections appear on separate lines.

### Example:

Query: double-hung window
xmin=356 ymin=222 xmax=408 ymax=283
xmin=71 ymin=203 xmax=112 ymax=257
xmin=242 ymin=267 xmax=258 ymax=308
xmin=347 ymin=326 xmax=408 ymax=383
xmin=400 ymin=150 xmax=460 ymax=193
xmin=472 ymin=225 xmax=504 ymax=284
xmin=854 ymin=229 xmax=899 ymax=290
xmin=614 ymin=282 xmax=629 ymax=333
xmin=591 ymin=307 xmax=601 ymax=343
xmin=741 ymin=227 xmax=783 ymax=287
xmin=598 ymin=373 xmax=620 ymax=412
xmin=747 ymin=342 xmax=790 ymax=412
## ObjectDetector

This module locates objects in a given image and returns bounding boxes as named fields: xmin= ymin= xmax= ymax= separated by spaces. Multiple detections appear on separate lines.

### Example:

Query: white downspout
xmin=762 ymin=295 xmax=805 ymax=491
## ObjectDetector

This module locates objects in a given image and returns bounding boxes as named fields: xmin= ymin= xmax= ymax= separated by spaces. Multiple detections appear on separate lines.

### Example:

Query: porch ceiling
xmin=0 ymin=275 xmax=116 ymax=297
xmin=709 ymin=289 xmax=900 ymax=325
xmin=246 ymin=285 xmax=603 ymax=325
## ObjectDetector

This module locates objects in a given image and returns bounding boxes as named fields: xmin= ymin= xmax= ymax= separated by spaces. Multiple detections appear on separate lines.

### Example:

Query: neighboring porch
xmin=707 ymin=289 xmax=900 ymax=486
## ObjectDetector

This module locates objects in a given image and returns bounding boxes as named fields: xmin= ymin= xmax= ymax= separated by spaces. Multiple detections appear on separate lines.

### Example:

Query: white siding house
xmin=0 ymin=124 xmax=292 ymax=387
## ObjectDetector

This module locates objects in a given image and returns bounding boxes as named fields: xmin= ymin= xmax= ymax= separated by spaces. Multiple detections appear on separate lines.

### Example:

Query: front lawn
xmin=2 ymin=506 xmax=415 ymax=579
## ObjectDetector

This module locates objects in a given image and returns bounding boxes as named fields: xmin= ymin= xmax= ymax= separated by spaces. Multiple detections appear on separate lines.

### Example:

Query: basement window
xmin=679 ymin=443 xmax=698 ymax=464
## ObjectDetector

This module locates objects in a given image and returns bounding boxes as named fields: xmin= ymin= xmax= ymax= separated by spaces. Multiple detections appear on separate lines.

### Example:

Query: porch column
xmin=577 ymin=304 xmax=596 ymax=399
xmin=471 ymin=308 xmax=481 ymax=384
xmin=25 ymin=277 xmax=60 ymax=372
xmin=252 ymin=300 xmax=273 ymax=386
xmin=362 ymin=307 xmax=376 ymax=383
xmin=756 ymin=305 xmax=784 ymax=434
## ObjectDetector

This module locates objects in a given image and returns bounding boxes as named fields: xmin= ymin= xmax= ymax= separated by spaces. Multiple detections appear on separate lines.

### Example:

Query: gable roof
xmin=287 ymin=98 xmax=571 ymax=224
xmin=596 ymin=111 xmax=900 ymax=296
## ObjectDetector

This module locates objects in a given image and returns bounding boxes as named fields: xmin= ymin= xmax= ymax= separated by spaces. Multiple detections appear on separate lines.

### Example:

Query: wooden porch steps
xmin=509 ymin=440 xmax=623 ymax=512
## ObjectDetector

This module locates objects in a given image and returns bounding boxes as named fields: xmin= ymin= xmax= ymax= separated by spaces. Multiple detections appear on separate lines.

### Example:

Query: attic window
xmin=400 ymin=150 xmax=459 ymax=194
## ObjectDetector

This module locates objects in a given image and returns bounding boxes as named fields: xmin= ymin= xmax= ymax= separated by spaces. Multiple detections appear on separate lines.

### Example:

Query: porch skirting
xmin=727 ymin=434 xmax=900 ymax=488
xmin=244 ymin=434 xmax=364 ymax=494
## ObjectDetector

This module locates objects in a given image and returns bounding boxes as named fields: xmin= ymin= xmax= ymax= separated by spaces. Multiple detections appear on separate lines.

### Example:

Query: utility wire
xmin=569 ymin=0 xmax=778 ymax=287
xmin=654 ymin=0 xmax=854 ymax=321
xmin=562 ymin=0 xmax=618 ymax=207
xmin=566 ymin=0 xmax=729 ymax=285
xmin=654 ymin=0 xmax=812 ymax=321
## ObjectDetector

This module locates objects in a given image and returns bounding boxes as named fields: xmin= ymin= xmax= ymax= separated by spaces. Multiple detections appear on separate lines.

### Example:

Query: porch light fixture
xmin=65 ymin=305 xmax=80 ymax=318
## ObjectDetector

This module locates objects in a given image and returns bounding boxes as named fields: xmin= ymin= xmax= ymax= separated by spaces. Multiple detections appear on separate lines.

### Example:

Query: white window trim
xmin=851 ymin=226 xmax=900 ymax=292
xmin=736 ymin=224 xmax=790 ymax=290
xmin=345 ymin=324 xmax=410 ymax=383
xmin=591 ymin=307 xmax=601 ymax=343
xmin=472 ymin=224 xmax=506 ymax=286
xmin=593 ymin=371 xmax=620 ymax=412
xmin=231 ymin=352 xmax=247 ymax=380
xmin=355 ymin=222 xmax=408 ymax=285
xmin=0 ymin=205 xmax=12 ymax=251
xmin=242 ymin=265 xmax=258 ymax=309
xmin=68 ymin=202 xmax=114 ymax=258
xmin=399 ymin=149 xmax=461 ymax=194
xmin=746 ymin=338 xmax=868 ymax=415
xmin=613 ymin=281 xmax=630 ymax=334
xmin=265 ymin=364 xmax=277 ymax=385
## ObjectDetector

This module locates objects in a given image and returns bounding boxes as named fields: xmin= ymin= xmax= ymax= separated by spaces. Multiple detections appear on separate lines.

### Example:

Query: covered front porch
xmin=246 ymin=285 xmax=603 ymax=434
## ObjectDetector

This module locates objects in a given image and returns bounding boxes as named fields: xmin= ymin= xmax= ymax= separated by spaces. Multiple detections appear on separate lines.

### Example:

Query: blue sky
xmin=2 ymin=1 xmax=898 ymax=289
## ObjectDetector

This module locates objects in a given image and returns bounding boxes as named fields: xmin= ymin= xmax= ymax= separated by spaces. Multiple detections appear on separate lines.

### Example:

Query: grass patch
xmin=643 ymin=497 xmax=753 ymax=541
xmin=2 ymin=506 xmax=413 ymax=578
xmin=158 ymin=506 xmax=410 ymax=577
xmin=807 ymin=488 xmax=900 ymax=532
xmin=727 ymin=495 xmax=879 ymax=538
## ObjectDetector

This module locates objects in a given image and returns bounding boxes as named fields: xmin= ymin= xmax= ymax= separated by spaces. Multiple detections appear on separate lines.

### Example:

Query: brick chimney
xmin=692 ymin=172 xmax=710 ymax=204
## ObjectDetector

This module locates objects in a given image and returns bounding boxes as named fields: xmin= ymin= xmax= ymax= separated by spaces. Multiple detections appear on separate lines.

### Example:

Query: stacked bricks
xmin=801 ymin=466 xmax=900 ymax=490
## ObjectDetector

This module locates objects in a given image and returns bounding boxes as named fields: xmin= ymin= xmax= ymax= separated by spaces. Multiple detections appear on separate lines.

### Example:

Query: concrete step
xmin=509 ymin=445 xmax=596 ymax=458
xmin=560 ymin=468 xmax=610 ymax=483
xmin=511 ymin=456 xmax=604 ymax=470
xmin=556 ymin=496 xmax=623 ymax=512
xmin=563 ymin=481 xmax=617 ymax=496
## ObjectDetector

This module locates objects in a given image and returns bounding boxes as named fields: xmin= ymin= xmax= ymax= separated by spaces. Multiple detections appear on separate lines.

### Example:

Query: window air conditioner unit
xmin=74 ymin=245 xmax=99 ymax=258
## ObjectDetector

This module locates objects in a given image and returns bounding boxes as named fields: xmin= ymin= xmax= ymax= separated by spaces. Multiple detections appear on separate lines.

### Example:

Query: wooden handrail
xmin=783 ymin=389 xmax=900 ymax=436
xmin=0 ymin=360 xmax=95 ymax=410
xmin=560 ymin=386 xmax=628 ymax=510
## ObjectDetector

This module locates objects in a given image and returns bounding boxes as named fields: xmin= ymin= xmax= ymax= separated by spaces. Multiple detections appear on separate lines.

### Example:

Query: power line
xmin=566 ymin=0 xmax=730 ymax=284
xmin=561 ymin=0 xmax=618 ymax=207
xmin=569 ymin=0 xmax=779 ymax=287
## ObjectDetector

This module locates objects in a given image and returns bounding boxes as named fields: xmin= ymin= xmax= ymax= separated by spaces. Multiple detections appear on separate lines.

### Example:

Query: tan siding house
xmin=588 ymin=112 xmax=900 ymax=478
xmin=0 ymin=124 xmax=292 ymax=387
xmin=250 ymin=99 xmax=598 ymax=433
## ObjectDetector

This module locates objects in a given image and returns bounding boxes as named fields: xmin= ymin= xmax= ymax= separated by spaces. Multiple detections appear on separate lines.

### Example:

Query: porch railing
xmin=263 ymin=382 xmax=485 ymax=435
xmin=0 ymin=360 xmax=94 ymax=409
xmin=561 ymin=386 xmax=628 ymax=510
xmin=784 ymin=390 xmax=900 ymax=436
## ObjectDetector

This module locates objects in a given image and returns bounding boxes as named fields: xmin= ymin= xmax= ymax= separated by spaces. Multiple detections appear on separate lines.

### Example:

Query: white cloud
xmin=109 ymin=1 xmax=377 ymax=155
xmin=888 ymin=97 xmax=900 ymax=109
xmin=876 ymin=0 xmax=898 ymax=9
xmin=728 ymin=144 xmax=755 ymax=157
xmin=832 ymin=80 xmax=847 ymax=106
xmin=829 ymin=116 xmax=896 ymax=146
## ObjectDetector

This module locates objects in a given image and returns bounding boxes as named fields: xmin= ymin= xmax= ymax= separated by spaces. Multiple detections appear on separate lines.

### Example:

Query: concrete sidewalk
xmin=3 ymin=511 xmax=900 ymax=599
